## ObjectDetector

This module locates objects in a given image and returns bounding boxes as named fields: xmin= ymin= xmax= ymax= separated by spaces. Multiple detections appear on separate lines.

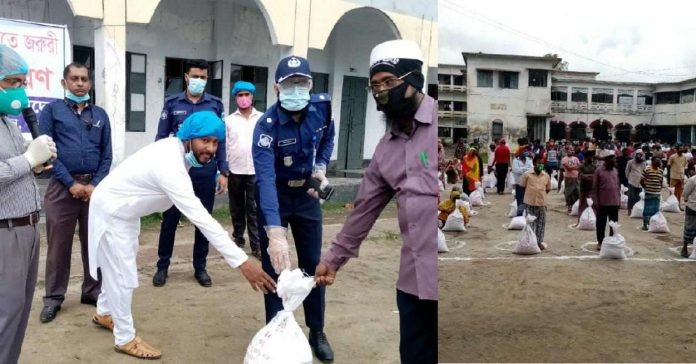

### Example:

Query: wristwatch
xmin=220 ymin=170 xmax=230 ymax=177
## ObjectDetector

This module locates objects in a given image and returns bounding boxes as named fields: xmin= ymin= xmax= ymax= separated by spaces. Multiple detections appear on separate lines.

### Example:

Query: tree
xmin=544 ymin=53 xmax=568 ymax=71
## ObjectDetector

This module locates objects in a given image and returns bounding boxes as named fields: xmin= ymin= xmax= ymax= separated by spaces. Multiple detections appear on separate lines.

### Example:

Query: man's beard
xmin=381 ymin=91 xmax=420 ymax=133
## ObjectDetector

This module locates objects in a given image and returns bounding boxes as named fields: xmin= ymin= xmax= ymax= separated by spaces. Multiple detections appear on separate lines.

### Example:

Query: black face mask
xmin=375 ymin=83 xmax=418 ymax=127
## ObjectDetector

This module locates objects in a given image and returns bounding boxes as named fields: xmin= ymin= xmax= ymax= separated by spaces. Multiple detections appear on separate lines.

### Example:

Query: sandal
xmin=92 ymin=314 xmax=114 ymax=331
xmin=114 ymin=336 xmax=162 ymax=360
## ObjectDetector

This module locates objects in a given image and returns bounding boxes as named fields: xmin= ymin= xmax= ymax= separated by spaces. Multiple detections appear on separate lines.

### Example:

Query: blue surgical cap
xmin=0 ymin=45 xmax=29 ymax=80
xmin=231 ymin=81 xmax=256 ymax=96
xmin=176 ymin=111 xmax=226 ymax=142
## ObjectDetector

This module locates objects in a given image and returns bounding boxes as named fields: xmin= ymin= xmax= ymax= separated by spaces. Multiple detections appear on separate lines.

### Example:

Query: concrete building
xmin=437 ymin=64 xmax=467 ymax=143
xmin=438 ymin=51 xmax=696 ymax=146
xmin=0 ymin=0 xmax=437 ymax=170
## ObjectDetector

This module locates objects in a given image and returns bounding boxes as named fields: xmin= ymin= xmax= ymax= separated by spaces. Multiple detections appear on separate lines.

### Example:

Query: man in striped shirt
xmin=640 ymin=156 xmax=664 ymax=231
xmin=0 ymin=45 xmax=57 ymax=364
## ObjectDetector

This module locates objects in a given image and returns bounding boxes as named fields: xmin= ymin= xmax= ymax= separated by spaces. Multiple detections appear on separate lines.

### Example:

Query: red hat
xmin=499 ymin=138 xmax=506 ymax=144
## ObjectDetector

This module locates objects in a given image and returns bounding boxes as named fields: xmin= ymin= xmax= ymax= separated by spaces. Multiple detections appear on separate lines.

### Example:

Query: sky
xmin=439 ymin=0 xmax=696 ymax=83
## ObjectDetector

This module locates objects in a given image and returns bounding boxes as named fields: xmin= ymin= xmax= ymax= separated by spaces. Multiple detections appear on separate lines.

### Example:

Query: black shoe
xmin=234 ymin=238 xmax=245 ymax=248
xmin=80 ymin=297 xmax=97 ymax=306
xmin=40 ymin=305 xmax=61 ymax=323
xmin=153 ymin=268 xmax=168 ymax=287
xmin=195 ymin=270 xmax=212 ymax=287
xmin=251 ymin=248 xmax=262 ymax=260
xmin=308 ymin=330 xmax=334 ymax=363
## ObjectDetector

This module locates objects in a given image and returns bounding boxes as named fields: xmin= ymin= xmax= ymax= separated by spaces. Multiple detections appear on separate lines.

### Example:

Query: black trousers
xmin=397 ymin=289 xmax=437 ymax=364
xmin=596 ymin=205 xmax=620 ymax=245
xmin=227 ymin=173 xmax=260 ymax=251
xmin=156 ymin=162 xmax=216 ymax=272
xmin=495 ymin=163 xmax=508 ymax=193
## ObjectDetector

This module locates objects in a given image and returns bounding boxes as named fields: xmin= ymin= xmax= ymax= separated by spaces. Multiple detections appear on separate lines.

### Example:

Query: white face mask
xmin=188 ymin=77 xmax=207 ymax=96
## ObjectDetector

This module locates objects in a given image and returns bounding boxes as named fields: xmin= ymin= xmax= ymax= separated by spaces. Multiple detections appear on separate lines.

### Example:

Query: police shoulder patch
xmin=258 ymin=134 xmax=273 ymax=148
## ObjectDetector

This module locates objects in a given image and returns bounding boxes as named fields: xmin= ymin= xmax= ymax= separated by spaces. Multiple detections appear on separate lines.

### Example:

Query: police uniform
xmin=155 ymin=92 xmax=227 ymax=275
xmin=252 ymin=93 xmax=335 ymax=330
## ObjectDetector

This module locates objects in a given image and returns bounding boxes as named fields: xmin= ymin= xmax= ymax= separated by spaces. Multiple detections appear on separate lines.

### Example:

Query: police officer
xmin=153 ymin=59 xmax=228 ymax=287
xmin=252 ymin=55 xmax=335 ymax=363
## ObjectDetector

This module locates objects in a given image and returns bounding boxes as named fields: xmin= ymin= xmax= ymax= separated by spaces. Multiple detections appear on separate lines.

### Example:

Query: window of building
xmin=637 ymin=90 xmax=653 ymax=105
xmin=477 ymin=70 xmax=493 ymax=88
xmin=591 ymin=88 xmax=613 ymax=104
xmin=311 ymin=72 xmax=329 ymax=94
xmin=680 ymin=89 xmax=695 ymax=104
xmin=126 ymin=52 xmax=147 ymax=132
xmin=438 ymin=74 xmax=452 ymax=85
xmin=427 ymin=84 xmax=438 ymax=99
xmin=453 ymin=74 xmax=465 ymax=86
xmin=655 ymin=91 xmax=680 ymax=104
xmin=438 ymin=101 xmax=451 ymax=111
xmin=453 ymin=101 xmax=466 ymax=111
xmin=230 ymin=64 xmax=268 ymax=111
xmin=72 ymin=45 xmax=96 ymax=102
xmin=571 ymin=87 xmax=588 ymax=102
xmin=617 ymin=89 xmax=633 ymax=105
xmin=551 ymin=86 xmax=567 ymax=101
xmin=528 ymin=69 xmax=548 ymax=87
xmin=491 ymin=120 xmax=503 ymax=141
xmin=165 ymin=58 xmax=223 ymax=99
xmin=438 ymin=127 xmax=452 ymax=138
xmin=499 ymin=71 xmax=519 ymax=89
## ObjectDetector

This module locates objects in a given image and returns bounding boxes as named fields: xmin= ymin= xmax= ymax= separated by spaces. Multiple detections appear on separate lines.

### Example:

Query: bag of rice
xmin=244 ymin=269 xmax=315 ymax=364
xmin=661 ymin=187 xmax=681 ymax=213
xmin=577 ymin=199 xmax=596 ymax=230
xmin=550 ymin=171 xmax=558 ymax=190
xmin=507 ymin=200 xmax=517 ymax=218
xmin=437 ymin=228 xmax=449 ymax=253
xmin=442 ymin=207 xmax=466 ymax=232
xmin=648 ymin=212 xmax=670 ymax=233
xmin=599 ymin=221 xmax=627 ymax=259
xmin=469 ymin=189 xmax=484 ymax=207
xmin=570 ymin=199 xmax=579 ymax=216
xmin=630 ymin=192 xmax=645 ymax=218
xmin=558 ymin=180 xmax=565 ymax=194
xmin=513 ymin=214 xmax=540 ymax=255
xmin=507 ymin=215 xmax=526 ymax=230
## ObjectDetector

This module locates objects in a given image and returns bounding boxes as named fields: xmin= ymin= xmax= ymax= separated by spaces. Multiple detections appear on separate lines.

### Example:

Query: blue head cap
xmin=274 ymin=55 xmax=312 ymax=84
xmin=176 ymin=111 xmax=225 ymax=142
xmin=232 ymin=81 xmax=256 ymax=96
xmin=0 ymin=45 xmax=29 ymax=81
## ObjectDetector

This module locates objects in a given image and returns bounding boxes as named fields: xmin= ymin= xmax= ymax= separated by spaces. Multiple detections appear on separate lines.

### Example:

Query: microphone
xmin=22 ymin=107 xmax=52 ymax=168
xmin=22 ymin=107 xmax=40 ymax=139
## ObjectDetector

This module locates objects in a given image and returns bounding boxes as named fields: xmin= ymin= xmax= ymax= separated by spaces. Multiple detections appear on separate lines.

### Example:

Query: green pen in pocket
xmin=420 ymin=152 xmax=429 ymax=167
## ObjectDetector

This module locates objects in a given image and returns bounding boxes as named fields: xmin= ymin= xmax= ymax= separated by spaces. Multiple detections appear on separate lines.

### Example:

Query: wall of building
xmin=465 ymin=57 xmax=554 ymax=142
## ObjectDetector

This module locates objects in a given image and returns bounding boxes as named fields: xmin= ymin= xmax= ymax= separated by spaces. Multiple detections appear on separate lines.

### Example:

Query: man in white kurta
xmin=88 ymin=111 xmax=274 ymax=359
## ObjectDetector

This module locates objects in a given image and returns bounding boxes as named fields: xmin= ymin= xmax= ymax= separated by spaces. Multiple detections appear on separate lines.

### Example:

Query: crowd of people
xmin=438 ymin=135 xmax=696 ymax=255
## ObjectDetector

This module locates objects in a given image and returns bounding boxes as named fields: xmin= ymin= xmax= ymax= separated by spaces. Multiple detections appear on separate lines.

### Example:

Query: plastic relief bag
xmin=577 ymin=199 xmax=596 ymax=230
xmin=558 ymin=180 xmax=565 ymax=194
xmin=599 ymin=221 xmax=626 ymax=259
xmin=244 ymin=269 xmax=315 ymax=364
xmin=437 ymin=228 xmax=449 ymax=253
xmin=507 ymin=200 xmax=517 ymax=218
xmin=513 ymin=214 xmax=540 ymax=255
xmin=482 ymin=171 xmax=497 ymax=189
xmin=630 ymin=192 xmax=645 ymax=218
xmin=506 ymin=215 xmax=526 ymax=230
xmin=443 ymin=207 xmax=466 ymax=232
xmin=620 ymin=194 xmax=628 ymax=209
xmin=570 ymin=199 xmax=579 ymax=216
xmin=505 ymin=173 xmax=514 ymax=192
xmin=661 ymin=187 xmax=680 ymax=213
xmin=469 ymin=189 xmax=484 ymax=207
xmin=550 ymin=171 xmax=558 ymax=190
xmin=648 ymin=212 xmax=670 ymax=233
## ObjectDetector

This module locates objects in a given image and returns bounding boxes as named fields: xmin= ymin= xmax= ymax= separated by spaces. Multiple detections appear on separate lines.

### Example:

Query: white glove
xmin=23 ymin=135 xmax=56 ymax=168
xmin=266 ymin=226 xmax=291 ymax=274
xmin=308 ymin=164 xmax=329 ymax=199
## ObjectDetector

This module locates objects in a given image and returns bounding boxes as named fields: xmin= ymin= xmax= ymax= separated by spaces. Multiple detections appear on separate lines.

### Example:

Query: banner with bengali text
xmin=0 ymin=18 xmax=71 ymax=135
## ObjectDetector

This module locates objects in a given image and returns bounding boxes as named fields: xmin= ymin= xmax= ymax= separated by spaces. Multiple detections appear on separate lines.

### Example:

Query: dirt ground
xmin=20 ymin=206 xmax=404 ymax=364
xmin=439 ymin=184 xmax=696 ymax=363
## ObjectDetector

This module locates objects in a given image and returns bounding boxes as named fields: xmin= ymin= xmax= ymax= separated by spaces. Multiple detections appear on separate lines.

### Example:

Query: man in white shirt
xmin=88 ymin=111 xmax=274 ymax=360
xmin=224 ymin=81 xmax=263 ymax=259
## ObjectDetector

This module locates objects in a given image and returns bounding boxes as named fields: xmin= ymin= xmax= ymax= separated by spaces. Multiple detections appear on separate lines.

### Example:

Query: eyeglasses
xmin=278 ymin=77 xmax=312 ymax=90
xmin=1 ymin=77 xmax=28 ymax=89
xmin=366 ymin=71 xmax=413 ymax=93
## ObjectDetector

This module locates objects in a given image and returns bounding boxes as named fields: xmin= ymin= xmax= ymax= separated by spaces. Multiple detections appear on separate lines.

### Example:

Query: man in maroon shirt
xmin=494 ymin=138 xmax=511 ymax=194
xmin=315 ymin=39 xmax=438 ymax=364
